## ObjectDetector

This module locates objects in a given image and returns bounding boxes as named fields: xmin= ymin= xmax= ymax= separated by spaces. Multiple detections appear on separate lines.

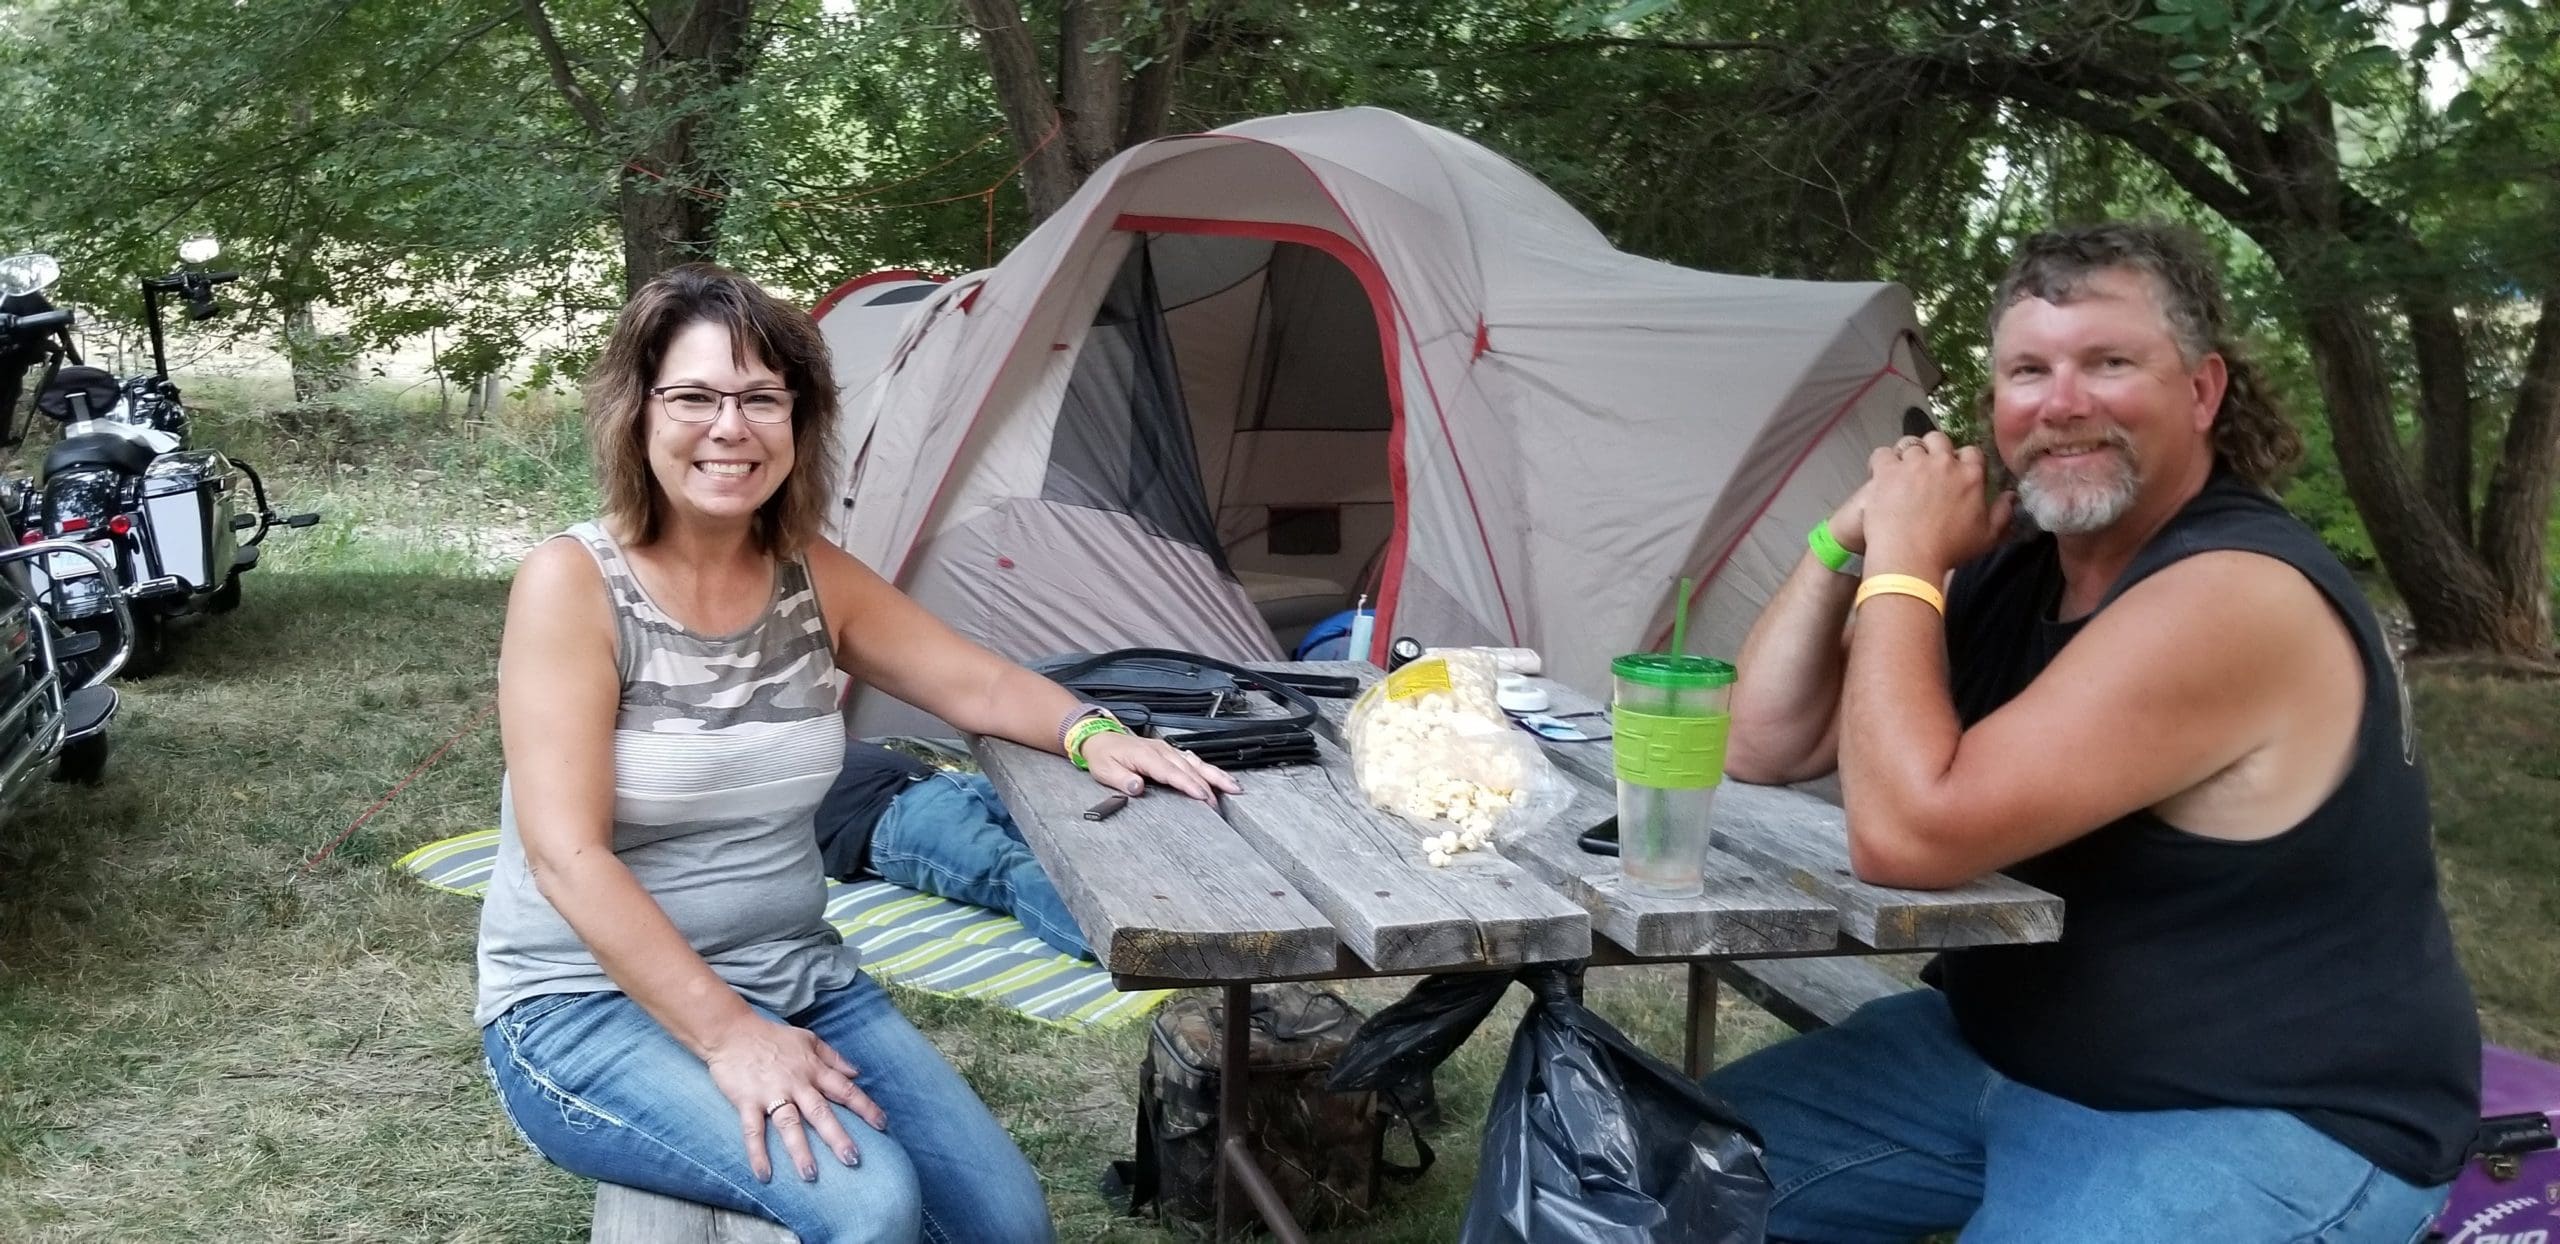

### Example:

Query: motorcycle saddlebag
xmin=139 ymin=450 xmax=238 ymax=590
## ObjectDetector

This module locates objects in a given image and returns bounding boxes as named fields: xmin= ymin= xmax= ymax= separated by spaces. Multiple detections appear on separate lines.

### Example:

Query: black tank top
xmin=1932 ymin=470 xmax=2480 ymax=1186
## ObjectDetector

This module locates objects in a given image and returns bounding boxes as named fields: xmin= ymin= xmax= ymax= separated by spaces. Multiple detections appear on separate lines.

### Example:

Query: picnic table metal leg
xmin=1213 ymin=982 xmax=1310 ymax=1244
xmin=1683 ymin=961 xmax=1718 ymax=1079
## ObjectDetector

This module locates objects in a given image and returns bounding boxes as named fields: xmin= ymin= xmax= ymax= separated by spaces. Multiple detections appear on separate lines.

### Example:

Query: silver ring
xmin=765 ymin=1099 xmax=793 ymax=1116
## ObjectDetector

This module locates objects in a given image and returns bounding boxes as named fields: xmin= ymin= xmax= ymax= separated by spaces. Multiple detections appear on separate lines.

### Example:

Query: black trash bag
xmin=1328 ymin=964 xmax=1769 ymax=1244
xmin=1324 ymin=968 xmax=1520 ymax=1123
xmin=1465 ymin=967 xmax=1769 ymax=1244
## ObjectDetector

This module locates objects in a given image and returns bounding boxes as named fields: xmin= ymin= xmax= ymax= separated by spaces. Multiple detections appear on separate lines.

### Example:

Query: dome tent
xmin=815 ymin=107 xmax=1936 ymax=735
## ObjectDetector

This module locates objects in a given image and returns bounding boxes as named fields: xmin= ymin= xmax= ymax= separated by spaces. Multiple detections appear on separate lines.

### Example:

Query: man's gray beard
xmin=2016 ymin=457 xmax=2140 ymax=535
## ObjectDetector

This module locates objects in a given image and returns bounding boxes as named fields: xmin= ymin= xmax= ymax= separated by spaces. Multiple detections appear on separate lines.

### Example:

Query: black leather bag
xmin=1032 ymin=648 xmax=1345 ymax=769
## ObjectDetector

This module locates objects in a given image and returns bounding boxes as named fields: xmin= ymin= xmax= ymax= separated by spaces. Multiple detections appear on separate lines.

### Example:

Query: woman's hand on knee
xmin=705 ymin=1016 xmax=887 ymax=1183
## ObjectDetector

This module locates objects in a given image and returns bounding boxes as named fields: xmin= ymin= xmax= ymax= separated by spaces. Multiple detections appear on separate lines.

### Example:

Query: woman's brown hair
xmin=584 ymin=262 xmax=841 ymax=555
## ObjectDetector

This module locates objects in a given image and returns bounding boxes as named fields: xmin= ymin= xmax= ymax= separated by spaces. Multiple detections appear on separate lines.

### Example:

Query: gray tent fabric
xmin=813 ymin=108 xmax=1936 ymax=737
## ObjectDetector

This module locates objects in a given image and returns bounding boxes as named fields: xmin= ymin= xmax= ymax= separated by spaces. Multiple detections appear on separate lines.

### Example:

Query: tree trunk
xmin=615 ymin=0 xmax=755 ymax=293
xmin=2405 ymin=291 xmax=2476 ymax=541
xmin=2475 ymin=291 xmax=2560 ymax=649
xmin=520 ymin=0 xmax=754 ymax=294
xmin=2291 ymin=287 xmax=2544 ymax=654
xmin=1121 ymin=1 xmax=1192 ymax=150
xmin=617 ymin=166 xmax=725 ymax=295
xmin=960 ymin=0 xmax=1082 ymax=219
xmin=964 ymin=0 xmax=1200 ymax=222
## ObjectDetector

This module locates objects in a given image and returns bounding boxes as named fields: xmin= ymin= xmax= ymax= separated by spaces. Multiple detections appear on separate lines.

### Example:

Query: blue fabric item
xmin=1292 ymin=608 xmax=1362 ymax=661
xmin=1703 ymin=989 xmax=2450 ymax=1243
xmin=811 ymin=742 xmax=936 ymax=880
xmin=869 ymin=773 xmax=1092 ymax=960
xmin=481 ymin=977 xmax=1054 ymax=1244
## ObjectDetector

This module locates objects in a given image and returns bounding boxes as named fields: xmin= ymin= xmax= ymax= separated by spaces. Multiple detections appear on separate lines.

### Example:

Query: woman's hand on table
xmin=703 ymin=1015 xmax=887 ymax=1183
xmin=1080 ymin=731 xmax=1241 ymax=801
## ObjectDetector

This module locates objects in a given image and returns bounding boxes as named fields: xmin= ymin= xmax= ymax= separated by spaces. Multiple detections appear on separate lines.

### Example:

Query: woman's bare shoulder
xmin=506 ymin=535 xmax=614 ymax=633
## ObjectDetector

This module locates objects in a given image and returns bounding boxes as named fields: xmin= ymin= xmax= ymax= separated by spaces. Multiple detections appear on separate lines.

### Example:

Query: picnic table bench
xmin=969 ymin=658 xmax=2063 ymax=1241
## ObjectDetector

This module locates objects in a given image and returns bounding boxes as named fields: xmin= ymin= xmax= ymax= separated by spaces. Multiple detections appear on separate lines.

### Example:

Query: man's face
xmin=1987 ymin=267 xmax=2223 ymax=535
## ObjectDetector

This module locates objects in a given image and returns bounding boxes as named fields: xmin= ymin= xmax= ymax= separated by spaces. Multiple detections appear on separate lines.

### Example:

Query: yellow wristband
xmin=1064 ymin=715 xmax=1130 ymax=770
xmin=1854 ymin=572 xmax=1946 ymax=616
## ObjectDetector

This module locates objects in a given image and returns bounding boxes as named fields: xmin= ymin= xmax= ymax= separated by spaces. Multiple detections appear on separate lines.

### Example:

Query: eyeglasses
xmin=649 ymin=384 xmax=796 ymax=424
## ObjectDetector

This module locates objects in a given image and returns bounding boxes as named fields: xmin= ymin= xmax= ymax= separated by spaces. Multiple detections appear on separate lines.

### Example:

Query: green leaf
xmin=2169 ymin=53 xmax=2209 ymax=69
xmin=2132 ymin=13 xmax=2196 ymax=34
xmin=2446 ymin=88 xmax=2486 ymax=126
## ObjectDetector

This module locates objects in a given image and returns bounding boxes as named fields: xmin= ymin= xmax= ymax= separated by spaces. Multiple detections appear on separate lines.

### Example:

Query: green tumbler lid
xmin=1612 ymin=653 xmax=1736 ymax=690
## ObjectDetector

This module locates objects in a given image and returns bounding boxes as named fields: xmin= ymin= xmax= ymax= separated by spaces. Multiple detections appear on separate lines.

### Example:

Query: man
xmin=1713 ymin=223 xmax=2478 ymax=1242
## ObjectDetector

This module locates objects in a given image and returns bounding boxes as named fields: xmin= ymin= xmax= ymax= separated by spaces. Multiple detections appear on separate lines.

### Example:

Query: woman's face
xmin=644 ymin=320 xmax=796 ymax=533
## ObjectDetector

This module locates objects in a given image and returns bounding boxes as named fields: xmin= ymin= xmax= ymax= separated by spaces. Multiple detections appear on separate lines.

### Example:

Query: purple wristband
xmin=1058 ymin=704 xmax=1109 ymax=752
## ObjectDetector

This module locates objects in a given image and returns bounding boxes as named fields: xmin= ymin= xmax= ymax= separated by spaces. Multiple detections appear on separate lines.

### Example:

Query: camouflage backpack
xmin=1107 ymin=983 xmax=1433 ymax=1235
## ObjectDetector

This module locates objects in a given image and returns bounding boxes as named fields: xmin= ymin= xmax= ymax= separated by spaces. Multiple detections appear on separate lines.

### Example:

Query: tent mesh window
xmin=1041 ymin=240 xmax=1231 ymax=571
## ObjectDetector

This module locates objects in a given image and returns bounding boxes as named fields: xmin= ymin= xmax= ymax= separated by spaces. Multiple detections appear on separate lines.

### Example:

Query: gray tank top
xmin=474 ymin=522 xmax=854 ymax=1027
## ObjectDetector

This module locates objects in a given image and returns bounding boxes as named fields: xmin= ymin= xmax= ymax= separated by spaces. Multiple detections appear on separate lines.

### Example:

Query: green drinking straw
xmin=1669 ymin=576 xmax=1694 ymax=657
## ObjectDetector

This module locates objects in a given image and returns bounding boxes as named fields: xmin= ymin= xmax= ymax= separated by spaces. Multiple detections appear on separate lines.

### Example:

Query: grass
xmin=0 ymin=413 xmax=2552 ymax=1240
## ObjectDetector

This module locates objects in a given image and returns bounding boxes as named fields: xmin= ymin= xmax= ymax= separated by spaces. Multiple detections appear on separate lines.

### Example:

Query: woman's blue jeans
xmin=1704 ymin=988 xmax=2451 ymax=1243
xmin=871 ymin=772 xmax=1092 ymax=960
xmin=482 ymin=974 xmax=1053 ymax=1244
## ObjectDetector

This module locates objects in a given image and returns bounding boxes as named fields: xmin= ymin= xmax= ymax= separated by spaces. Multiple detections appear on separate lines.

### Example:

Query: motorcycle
xmin=0 ymin=538 xmax=132 ymax=789
xmin=0 ymin=241 xmax=317 ymax=675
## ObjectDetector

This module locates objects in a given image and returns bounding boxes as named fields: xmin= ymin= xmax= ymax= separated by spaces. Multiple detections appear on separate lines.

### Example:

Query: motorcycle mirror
xmin=0 ymin=252 xmax=60 ymax=298
xmin=178 ymin=235 xmax=220 ymax=265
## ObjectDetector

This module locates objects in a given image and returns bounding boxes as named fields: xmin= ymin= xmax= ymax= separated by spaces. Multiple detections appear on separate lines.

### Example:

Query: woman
xmin=476 ymin=262 xmax=1238 ymax=1244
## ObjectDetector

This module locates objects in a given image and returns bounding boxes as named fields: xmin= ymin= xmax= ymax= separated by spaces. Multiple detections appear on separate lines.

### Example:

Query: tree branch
xmin=519 ymin=0 xmax=614 ymax=141
xmin=1887 ymin=51 xmax=2267 ymax=227
xmin=411 ymin=10 xmax=518 ymax=86
xmin=1528 ymin=36 xmax=1792 ymax=55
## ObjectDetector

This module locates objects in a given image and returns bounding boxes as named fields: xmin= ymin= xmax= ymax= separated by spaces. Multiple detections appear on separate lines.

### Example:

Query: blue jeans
xmin=1704 ymin=989 xmax=2450 ymax=1243
xmin=481 ymin=975 xmax=1053 ymax=1244
xmin=871 ymin=772 xmax=1092 ymax=960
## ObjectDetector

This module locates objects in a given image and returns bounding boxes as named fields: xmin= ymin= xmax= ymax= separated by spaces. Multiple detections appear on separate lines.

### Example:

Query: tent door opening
xmin=1048 ymin=226 xmax=1397 ymax=653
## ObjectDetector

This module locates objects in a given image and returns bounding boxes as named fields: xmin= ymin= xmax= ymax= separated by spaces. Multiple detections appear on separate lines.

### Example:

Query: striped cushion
xmin=402 ymin=829 xmax=1170 ymax=1031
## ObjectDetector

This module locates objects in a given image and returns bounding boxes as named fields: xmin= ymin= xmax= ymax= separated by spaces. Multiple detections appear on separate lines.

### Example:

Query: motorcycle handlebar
xmin=0 ymin=309 xmax=72 ymax=337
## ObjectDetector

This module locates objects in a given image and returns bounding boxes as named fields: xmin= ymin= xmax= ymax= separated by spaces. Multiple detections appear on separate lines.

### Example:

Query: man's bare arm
xmin=1725 ymin=551 xmax=1858 ymax=784
xmin=1841 ymin=551 xmax=2334 ymax=887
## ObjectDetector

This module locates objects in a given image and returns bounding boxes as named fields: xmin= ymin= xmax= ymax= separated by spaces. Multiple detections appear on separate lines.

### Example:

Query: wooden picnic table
xmin=969 ymin=659 xmax=2062 ymax=1241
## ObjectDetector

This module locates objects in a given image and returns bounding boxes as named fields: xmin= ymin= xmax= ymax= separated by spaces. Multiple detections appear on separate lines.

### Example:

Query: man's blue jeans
xmin=481 ymin=975 xmax=1053 ymax=1244
xmin=871 ymin=772 xmax=1092 ymax=960
xmin=1703 ymin=989 xmax=2451 ymax=1243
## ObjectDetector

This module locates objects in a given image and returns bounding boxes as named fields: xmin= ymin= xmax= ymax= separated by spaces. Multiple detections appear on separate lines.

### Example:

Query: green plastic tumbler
xmin=1612 ymin=653 xmax=1735 ymax=899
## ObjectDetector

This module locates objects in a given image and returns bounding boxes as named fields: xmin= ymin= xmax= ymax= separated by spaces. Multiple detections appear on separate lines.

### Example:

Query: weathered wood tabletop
xmin=969 ymin=660 xmax=2061 ymax=989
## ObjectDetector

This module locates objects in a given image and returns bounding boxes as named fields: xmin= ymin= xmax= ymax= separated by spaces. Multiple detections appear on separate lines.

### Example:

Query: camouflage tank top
xmin=474 ymin=522 xmax=853 ymax=1026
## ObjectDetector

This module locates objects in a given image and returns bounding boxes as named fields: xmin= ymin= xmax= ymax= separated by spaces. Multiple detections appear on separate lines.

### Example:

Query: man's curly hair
xmin=1988 ymin=222 xmax=2302 ymax=490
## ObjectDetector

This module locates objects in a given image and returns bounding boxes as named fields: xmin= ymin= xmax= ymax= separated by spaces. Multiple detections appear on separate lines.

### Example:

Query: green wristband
xmin=1065 ymin=716 xmax=1129 ymax=770
xmin=1808 ymin=520 xmax=1858 ymax=575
